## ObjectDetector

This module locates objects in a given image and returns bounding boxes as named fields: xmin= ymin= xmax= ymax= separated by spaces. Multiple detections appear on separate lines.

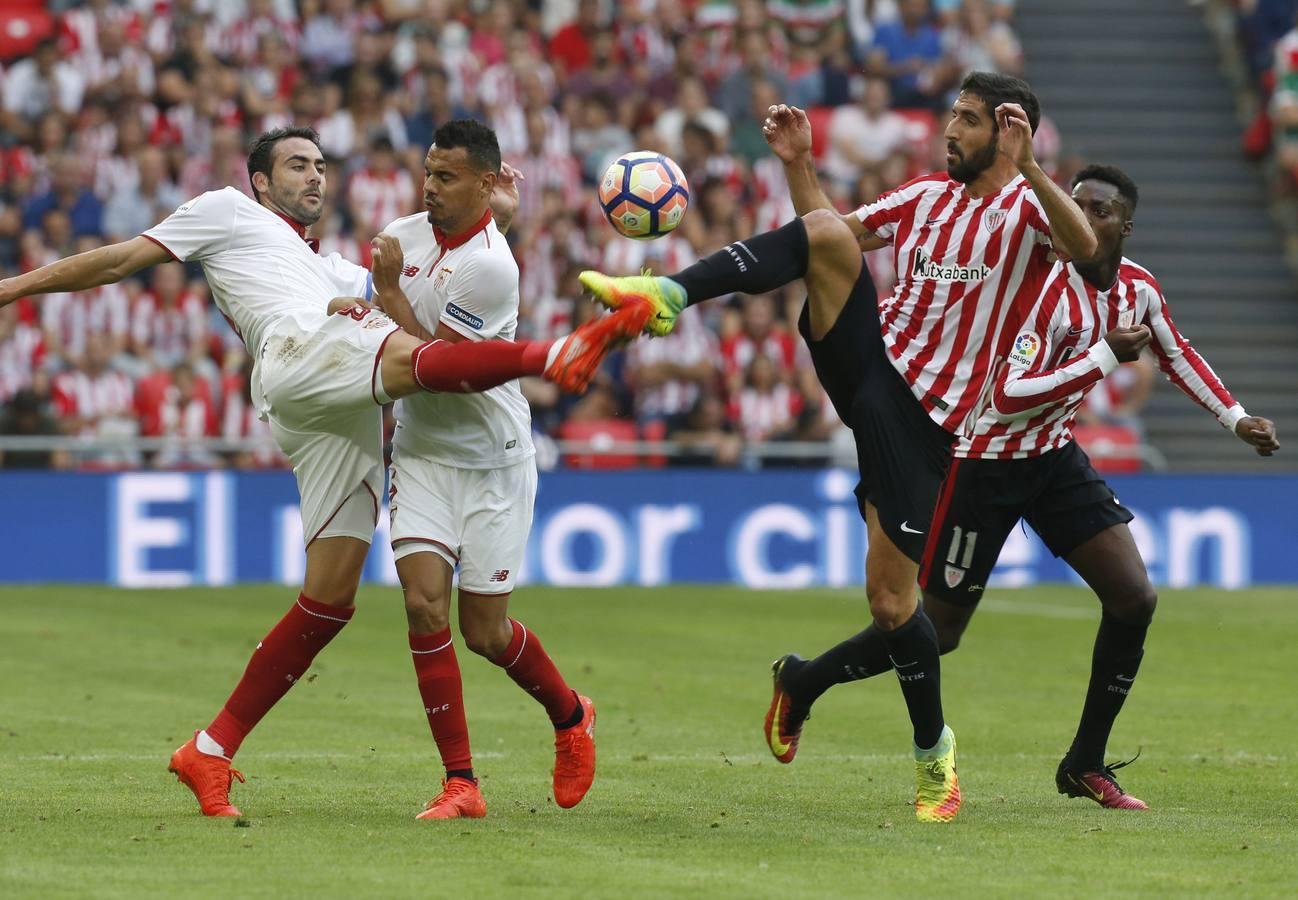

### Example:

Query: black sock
xmin=883 ymin=608 xmax=945 ymax=749
xmin=446 ymin=768 xmax=475 ymax=782
xmin=554 ymin=694 xmax=584 ymax=730
xmin=669 ymin=218 xmax=809 ymax=306
xmin=1067 ymin=612 xmax=1148 ymax=770
xmin=789 ymin=626 xmax=893 ymax=707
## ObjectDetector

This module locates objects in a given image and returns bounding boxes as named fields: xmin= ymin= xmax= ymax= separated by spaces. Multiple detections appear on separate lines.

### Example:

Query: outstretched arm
xmin=764 ymin=103 xmax=887 ymax=251
xmin=0 ymin=237 xmax=172 ymax=308
xmin=996 ymin=103 xmax=1097 ymax=262
xmin=1143 ymin=284 xmax=1280 ymax=456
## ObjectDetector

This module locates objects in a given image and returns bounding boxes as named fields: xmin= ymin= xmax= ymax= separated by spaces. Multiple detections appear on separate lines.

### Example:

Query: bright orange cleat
xmin=168 ymin=732 xmax=245 ymax=817
xmin=543 ymin=301 xmax=653 ymax=393
xmin=416 ymin=777 xmax=487 ymax=820
xmin=553 ymin=694 xmax=596 ymax=809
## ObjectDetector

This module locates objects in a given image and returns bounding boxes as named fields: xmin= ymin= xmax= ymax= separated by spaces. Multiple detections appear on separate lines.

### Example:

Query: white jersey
xmin=142 ymin=187 xmax=371 ymax=366
xmin=385 ymin=209 xmax=534 ymax=469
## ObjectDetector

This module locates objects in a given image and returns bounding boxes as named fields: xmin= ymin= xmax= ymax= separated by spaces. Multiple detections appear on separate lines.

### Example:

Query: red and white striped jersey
xmin=52 ymin=368 xmax=136 ymax=430
xmin=730 ymin=383 xmax=802 ymax=441
xmin=857 ymin=172 xmax=1056 ymax=434
xmin=131 ymin=291 xmax=207 ymax=366
xmin=960 ymin=258 xmax=1243 ymax=459
xmin=0 ymin=320 xmax=45 ymax=403
xmin=42 ymin=285 xmax=130 ymax=361
xmin=625 ymin=306 xmax=720 ymax=418
xmin=347 ymin=168 xmax=416 ymax=236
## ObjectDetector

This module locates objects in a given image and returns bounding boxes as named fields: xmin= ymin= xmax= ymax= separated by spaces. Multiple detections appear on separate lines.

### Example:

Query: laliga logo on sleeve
xmin=1008 ymin=331 xmax=1040 ymax=368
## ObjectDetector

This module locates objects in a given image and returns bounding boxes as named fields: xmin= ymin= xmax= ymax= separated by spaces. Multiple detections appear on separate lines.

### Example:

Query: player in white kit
xmin=368 ymin=121 xmax=596 ymax=820
xmin=0 ymin=126 xmax=650 ymax=817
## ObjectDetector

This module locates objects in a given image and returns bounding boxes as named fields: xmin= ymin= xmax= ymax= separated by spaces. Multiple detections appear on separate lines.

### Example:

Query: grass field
xmin=1 ymin=583 xmax=1295 ymax=898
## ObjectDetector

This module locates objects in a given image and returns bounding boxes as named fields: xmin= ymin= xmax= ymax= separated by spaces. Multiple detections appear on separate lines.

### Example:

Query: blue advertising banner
xmin=3 ymin=469 xmax=1296 ymax=587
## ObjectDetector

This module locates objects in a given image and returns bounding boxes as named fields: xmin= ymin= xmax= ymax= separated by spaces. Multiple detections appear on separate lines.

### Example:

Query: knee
xmin=460 ymin=616 xmax=512 ymax=660
xmin=867 ymin=583 xmax=918 ymax=631
xmin=403 ymin=585 xmax=450 ymax=633
xmin=802 ymin=208 xmax=859 ymax=258
xmin=1102 ymin=582 xmax=1158 ymax=626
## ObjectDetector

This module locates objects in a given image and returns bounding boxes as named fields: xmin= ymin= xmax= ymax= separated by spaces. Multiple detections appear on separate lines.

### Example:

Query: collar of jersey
xmin=433 ymin=208 xmax=492 ymax=251
xmin=270 ymin=210 xmax=321 ymax=253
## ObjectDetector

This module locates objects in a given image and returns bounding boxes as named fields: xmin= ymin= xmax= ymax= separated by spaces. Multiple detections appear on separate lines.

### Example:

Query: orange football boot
xmin=543 ymin=302 xmax=652 ymax=393
xmin=416 ymin=777 xmax=488 ymax=820
xmin=168 ymin=732 xmax=245 ymax=817
xmin=552 ymin=694 xmax=597 ymax=809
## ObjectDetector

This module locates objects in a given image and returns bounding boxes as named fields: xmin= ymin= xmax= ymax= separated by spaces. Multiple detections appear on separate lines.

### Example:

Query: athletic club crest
xmin=945 ymin=565 xmax=965 ymax=588
xmin=983 ymin=209 xmax=1008 ymax=233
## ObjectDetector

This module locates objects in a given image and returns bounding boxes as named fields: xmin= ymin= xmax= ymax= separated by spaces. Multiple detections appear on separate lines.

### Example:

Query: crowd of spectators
xmin=1234 ymin=1 xmax=1298 ymax=198
xmin=0 ymin=0 xmax=1048 ymax=470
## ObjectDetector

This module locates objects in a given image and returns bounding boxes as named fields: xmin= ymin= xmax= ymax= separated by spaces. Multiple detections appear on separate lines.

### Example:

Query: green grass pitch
xmin=1 ymin=583 xmax=1295 ymax=898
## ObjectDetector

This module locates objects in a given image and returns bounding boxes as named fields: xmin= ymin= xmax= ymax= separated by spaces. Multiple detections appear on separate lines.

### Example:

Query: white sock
xmin=195 ymin=730 xmax=228 ymax=758
xmin=544 ymin=333 xmax=573 ymax=370
xmin=914 ymin=724 xmax=954 ymax=759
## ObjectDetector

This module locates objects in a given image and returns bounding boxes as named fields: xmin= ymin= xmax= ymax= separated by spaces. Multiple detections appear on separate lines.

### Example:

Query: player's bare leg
xmin=458 ymin=590 xmax=597 ymax=809
xmin=863 ymin=503 xmax=960 ymax=822
xmin=800 ymin=209 xmax=868 ymax=341
xmin=171 ymin=536 xmax=369 ymax=816
xmin=398 ymin=551 xmax=487 ymax=820
xmin=1056 ymin=524 xmax=1156 ymax=810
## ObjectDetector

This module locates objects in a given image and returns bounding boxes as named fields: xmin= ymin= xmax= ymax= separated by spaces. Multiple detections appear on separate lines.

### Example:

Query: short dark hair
xmin=246 ymin=126 xmax=322 ymax=199
xmin=431 ymin=119 xmax=501 ymax=174
xmin=958 ymin=71 xmax=1041 ymax=135
xmin=1072 ymin=164 xmax=1140 ymax=215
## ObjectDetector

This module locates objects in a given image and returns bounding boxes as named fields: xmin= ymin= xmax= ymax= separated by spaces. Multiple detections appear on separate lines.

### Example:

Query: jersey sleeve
xmin=1020 ymin=188 xmax=1054 ymax=246
xmin=990 ymin=271 xmax=1117 ymax=421
xmin=141 ymin=190 xmax=238 ymax=262
xmin=317 ymin=252 xmax=373 ymax=302
xmin=437 ymin=251 xmax=518 ymax=342
xmin=1140 ymin=275 xmax=1245 ymax=429
xmin=854 ymin=174 xmax=937 ymax=243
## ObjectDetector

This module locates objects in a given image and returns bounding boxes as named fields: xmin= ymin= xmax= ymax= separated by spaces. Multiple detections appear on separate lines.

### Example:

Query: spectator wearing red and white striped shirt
xmin=0 ymin=303 xmax=46 ymax=403
xmin=51 ymin=333 xmax=136 ymax=444
xmin=623 ymin=306 xmax=720 ymax=425
xmin=729 ymin=352 xmax=802 ymax=443
xmin=41 ymin=245 xmax=130 ymax=368
xmin=154 ymin=363 xmax=220 ymax=469
xmin=720 ymin=293 xmax=798 ymax=397
xmin=130 ymin=262 xmax=208 ymax=373
xmin=347 ymin=137 xmax=415 ymax=240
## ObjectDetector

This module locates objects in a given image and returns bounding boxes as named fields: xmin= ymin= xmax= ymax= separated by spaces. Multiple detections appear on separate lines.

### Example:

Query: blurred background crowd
xmin=0 ymin=0 xmax=1134 ymax=471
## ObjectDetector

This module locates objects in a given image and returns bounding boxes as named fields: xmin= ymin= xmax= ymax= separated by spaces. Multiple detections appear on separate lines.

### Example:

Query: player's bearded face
xmin=946 ymin=133 xmax=998 ymax=184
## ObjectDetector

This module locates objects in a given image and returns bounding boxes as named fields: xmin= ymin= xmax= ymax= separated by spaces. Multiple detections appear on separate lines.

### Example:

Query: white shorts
xmin=257 ymin=309 xmax=402 ymax=545
xmin=388 ymin=453 xmax=537 ymax=595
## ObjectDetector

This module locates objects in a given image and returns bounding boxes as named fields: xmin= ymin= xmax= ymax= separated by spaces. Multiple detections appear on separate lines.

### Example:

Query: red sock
xmin=410 ymin=628 xmax=472 ymax=772
xmin=206 ymin=593 xmax=352 ymax=758
xmin=491 ymin=618 xmax=579 ymax=726
xmin=411 ymin=339 xmax=551 ymax=393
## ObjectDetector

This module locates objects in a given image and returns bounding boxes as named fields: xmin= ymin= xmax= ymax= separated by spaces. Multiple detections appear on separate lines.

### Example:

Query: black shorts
xmin=918 ymin=441 xmax=1135 ymax=606
xmin=799 ymin=268 xmax=955 ymax=563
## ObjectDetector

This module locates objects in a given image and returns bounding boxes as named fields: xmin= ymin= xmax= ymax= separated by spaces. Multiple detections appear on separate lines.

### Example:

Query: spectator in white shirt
xmin=825 ymin=77 xmax=909 ymax=189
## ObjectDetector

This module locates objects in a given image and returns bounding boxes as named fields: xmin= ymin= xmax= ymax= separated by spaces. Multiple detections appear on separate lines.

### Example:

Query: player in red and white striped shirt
xmin=581 ymin=72 xmax=1102 ymax=822
xmin=911 ymin=165 xmax=1277 ymax=809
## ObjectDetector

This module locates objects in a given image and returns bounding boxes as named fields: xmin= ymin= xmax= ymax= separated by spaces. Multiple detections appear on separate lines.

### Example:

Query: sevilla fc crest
xmin=945 ymin=565 xmax=965 ymax=588
xmin=983 ymin=210 xmax=1008 ymax=233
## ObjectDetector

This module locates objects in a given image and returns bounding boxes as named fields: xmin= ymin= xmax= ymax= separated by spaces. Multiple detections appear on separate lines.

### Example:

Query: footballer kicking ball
xmin=597 ymin=151 xmax=690 ymax=240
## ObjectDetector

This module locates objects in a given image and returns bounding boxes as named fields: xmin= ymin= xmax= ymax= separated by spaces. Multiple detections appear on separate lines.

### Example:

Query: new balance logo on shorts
xmin=446 ymin=302 xmax=484 ymax=330
xmin=402 ymin=264 xmax=419 ymax=277
xmin=489 ymin=569 xmax=510 ymax=583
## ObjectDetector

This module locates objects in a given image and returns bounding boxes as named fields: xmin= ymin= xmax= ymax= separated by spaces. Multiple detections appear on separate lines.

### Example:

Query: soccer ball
xmin=597 ymin=152 xmax=690 ymax=240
